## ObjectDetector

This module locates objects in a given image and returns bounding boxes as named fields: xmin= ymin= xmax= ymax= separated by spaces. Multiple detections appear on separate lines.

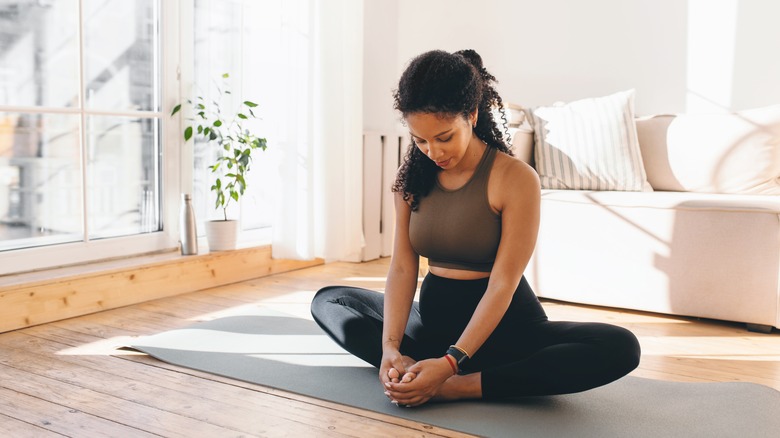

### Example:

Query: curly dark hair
xmin=391 ymin=49 xmax=512 ymax=210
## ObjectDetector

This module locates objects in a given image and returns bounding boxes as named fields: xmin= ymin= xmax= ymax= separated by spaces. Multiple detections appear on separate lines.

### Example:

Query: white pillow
xmin=528 ymin=89 xmax=652 ymax=191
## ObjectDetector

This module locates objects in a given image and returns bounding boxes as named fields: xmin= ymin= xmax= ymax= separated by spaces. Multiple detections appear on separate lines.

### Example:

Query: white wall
xmin=362 ymin=0 xmax=400 ymax=132
xmin=364 ymin=0 xmax=780 ymax=128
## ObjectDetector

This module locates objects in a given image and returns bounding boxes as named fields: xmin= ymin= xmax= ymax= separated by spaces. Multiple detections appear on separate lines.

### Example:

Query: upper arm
xmin=389 ymin=192 xmax=420 ymax=275
xmin=490 ymin=158 xmax=541 ymax=289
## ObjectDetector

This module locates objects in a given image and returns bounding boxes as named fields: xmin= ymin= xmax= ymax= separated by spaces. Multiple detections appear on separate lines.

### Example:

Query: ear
xmin=470 ymin=108 xmax=479 ymax=127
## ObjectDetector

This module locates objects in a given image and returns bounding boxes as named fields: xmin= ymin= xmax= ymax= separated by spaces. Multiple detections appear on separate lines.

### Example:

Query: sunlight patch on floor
xmin=672 ymin=354 xmax=780 ymax=362
xmin=56 ymin=335 xmax=143 ymax=356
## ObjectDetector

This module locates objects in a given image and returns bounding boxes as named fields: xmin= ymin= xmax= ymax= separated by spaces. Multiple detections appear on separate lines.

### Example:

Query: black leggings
xmin=310 ymin=272 xmax=641 ymax=399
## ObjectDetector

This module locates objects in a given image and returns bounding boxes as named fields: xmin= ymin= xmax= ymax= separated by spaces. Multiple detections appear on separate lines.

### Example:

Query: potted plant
xmin=171 ymin=73 xmax=267 ymax=251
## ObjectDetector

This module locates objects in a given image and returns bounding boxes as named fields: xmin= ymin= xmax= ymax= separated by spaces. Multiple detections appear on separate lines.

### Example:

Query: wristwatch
xmin=445 ymin=345 xmax=469 ymax=371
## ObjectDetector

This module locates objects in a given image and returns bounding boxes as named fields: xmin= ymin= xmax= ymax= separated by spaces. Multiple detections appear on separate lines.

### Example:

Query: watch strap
xmin=446 ymin=345 xmax=469 ymax=368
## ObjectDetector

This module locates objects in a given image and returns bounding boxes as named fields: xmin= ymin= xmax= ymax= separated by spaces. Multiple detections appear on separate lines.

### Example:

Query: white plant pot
xmin=205 ymin=220 xmax=239 ymax=251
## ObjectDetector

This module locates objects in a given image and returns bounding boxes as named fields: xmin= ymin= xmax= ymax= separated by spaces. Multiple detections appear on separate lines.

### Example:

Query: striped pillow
xmin=528 ymin=89 xmax=652 ymax=191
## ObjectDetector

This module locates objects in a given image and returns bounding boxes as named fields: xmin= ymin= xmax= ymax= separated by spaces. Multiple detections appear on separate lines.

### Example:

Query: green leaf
xmin=237 ymin=113 xmax=248 ymax=120
xmin=213 ymin=120 xmax=222 ymax=127
xmin=215 ymin=178 xmax=221 ymax=190
xmin=225 ymin=90 xmax=231 ymax=94
xmin=223 ymin=144 xmax=230 ymax=151
xmin=197 ymin=103 xmax=205 ymax=110
xmin=243 ymin=101 xmax=258 ymax=107
xmin=222 ymin=73 xmax=230 ymax=78
xmin=197 ymin=125 xmax=203 ymax=134
xmin=197 ymin=111 xmax=206 ymax=119
xmin=249 ymin=108 xmax=255 ymax=117
xmin=184 ymin=126 xmax=193 ymax=141
xmin=231 ymin=191 xmax=239 ymax=202
xmin=171 ymin=104 xmax=181 ymax=116
xmin=209 ymin=131 xmax=217 ymax=141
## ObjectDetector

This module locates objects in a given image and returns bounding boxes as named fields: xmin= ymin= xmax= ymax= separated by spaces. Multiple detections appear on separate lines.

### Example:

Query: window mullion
xmin=77 ymin=0 xmax=90 ymax=243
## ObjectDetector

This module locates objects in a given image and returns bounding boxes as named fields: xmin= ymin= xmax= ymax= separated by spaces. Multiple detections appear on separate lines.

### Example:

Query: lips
xmin=435 ymin=158 xmax=451 ymax=168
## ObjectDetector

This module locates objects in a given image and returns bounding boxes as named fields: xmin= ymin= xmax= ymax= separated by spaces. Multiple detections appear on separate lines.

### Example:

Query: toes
xmin=388 ymin=367 xmax=401 ymax=383
xmin=400 ymin=372 xmax=416 ymax=383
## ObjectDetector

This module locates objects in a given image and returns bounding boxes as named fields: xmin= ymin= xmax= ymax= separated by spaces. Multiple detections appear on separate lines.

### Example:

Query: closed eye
xmin=414 ymin=136 xmax=452 ymax=144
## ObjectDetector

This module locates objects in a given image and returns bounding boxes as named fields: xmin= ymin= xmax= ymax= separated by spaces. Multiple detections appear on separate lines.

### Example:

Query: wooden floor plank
xmin=0 ymin=386 xmax=156 ymax=438
xmin=0 ymin=363 xmax=273 ymax=438
xmin=0 ymin=412 xmax=67 ymax=438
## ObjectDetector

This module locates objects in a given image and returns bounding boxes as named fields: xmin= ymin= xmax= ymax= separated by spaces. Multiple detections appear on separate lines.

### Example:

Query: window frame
xmin=0 ymin=0 xmax=184 ymax=275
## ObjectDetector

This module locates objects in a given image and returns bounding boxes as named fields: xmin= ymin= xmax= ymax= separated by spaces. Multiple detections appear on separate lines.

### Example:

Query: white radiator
xmin=362 ymin=131 xmax=408 ymax=261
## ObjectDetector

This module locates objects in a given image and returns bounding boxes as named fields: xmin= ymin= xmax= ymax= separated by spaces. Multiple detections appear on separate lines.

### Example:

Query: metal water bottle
xmin=180 ymin=194 xmax=198 ymax=255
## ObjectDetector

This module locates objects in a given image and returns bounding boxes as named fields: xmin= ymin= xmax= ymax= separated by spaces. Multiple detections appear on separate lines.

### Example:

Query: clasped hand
xmin=380 ymin=352 xmax=453 ymax=407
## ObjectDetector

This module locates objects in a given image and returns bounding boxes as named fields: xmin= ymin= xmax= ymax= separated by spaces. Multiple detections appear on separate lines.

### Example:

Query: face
xmin=406 ymin=112 xmax=475 ymax=170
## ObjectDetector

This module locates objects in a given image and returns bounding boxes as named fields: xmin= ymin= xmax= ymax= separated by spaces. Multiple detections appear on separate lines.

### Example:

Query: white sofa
xmin=510 ymin=100 xmax=780 ymax=333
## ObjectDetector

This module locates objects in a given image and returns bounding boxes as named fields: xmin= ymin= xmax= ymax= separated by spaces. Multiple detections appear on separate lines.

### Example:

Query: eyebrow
xmin=409 ymin=128 xmax=453 ymax=138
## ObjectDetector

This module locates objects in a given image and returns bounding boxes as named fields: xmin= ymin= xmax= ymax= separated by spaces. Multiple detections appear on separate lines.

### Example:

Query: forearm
xmin=454 ymin=283 xmax=515 ymax=358
xmin=382 ymin=263 xmax=419 ymax=350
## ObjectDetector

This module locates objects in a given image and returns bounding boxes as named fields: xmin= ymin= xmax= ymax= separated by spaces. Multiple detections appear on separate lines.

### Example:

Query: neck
xmin=452 ymin=137 xmax=487 ymax=174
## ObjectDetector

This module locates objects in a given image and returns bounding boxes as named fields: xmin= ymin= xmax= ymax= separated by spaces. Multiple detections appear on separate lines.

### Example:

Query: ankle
xmin=437 ymin=372 xmax=482 ymax=401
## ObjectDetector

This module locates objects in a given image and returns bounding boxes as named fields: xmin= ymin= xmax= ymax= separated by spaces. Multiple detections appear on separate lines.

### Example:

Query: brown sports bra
xmin=409 ymin=147 xmax=501 ymax=272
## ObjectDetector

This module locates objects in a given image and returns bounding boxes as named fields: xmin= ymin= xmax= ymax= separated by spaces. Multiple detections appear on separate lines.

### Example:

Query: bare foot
xmin=388 ymin=356 xmax=418 ymax=383
xmin=431 ymin=373 xmax=482 ymax=402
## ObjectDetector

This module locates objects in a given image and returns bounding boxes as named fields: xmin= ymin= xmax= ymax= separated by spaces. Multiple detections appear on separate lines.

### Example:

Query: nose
xmin=426 ymin=142 xmax=443 ymax=161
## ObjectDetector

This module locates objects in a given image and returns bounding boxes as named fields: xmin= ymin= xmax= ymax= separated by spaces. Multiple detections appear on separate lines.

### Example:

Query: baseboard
xmin=0 ymin=246 xmax=323 ymax=333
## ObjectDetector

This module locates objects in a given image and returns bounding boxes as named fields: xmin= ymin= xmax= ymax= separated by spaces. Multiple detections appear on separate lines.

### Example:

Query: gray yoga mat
xmin=128 ymin=306 xmax=780 ymax=438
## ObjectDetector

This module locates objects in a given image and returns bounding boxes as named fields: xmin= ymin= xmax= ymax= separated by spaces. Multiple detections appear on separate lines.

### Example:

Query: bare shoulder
xmin=487 ymin=152 xmax=539 ymax=213
xmin=492 ymin=151 xmax=540 ymax=198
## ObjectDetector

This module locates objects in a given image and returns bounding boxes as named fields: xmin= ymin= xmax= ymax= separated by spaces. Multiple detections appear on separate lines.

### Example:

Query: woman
xmin=311 ymin=49 xmax=640 ymax=407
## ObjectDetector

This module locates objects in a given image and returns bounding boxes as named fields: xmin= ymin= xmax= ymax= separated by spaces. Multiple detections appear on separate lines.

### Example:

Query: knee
xmin=310 ymin=286 xmax=340 ymax=319
xmin=610 ymin=326 xmax=642 ymax=372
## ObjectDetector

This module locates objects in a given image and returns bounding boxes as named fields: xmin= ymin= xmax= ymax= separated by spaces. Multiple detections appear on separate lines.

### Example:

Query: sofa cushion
xmin=636 ymin=105 xmax=780 ymax=194
xmin=527 ymin=89 xmax=652 ymax=192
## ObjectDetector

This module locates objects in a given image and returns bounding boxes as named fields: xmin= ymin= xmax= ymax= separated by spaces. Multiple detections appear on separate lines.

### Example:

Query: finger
xmin=395 ymin=394 xmax=427 ymax=407
xmin=385 ymin=387 xmax=416 ymax=403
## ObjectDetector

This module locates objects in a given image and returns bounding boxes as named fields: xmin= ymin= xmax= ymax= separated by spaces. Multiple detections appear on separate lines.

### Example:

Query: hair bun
xmin=454 ymin=49 xmax=484 ymax=70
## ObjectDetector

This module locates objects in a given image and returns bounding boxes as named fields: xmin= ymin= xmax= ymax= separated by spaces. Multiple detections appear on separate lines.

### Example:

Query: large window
xmin=0 ymin=0 xmax=177 ymax=274
xmin=0 ymin=0 xmax=305 ymax=275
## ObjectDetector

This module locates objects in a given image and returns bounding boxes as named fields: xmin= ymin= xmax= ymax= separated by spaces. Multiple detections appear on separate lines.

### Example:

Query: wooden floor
xmin=1 ymin=258 xmax=779 ymax=437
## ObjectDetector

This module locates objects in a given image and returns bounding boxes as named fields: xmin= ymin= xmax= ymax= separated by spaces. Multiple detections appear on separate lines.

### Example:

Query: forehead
xmin=405 ymin=112 xmax=462 ymax=137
